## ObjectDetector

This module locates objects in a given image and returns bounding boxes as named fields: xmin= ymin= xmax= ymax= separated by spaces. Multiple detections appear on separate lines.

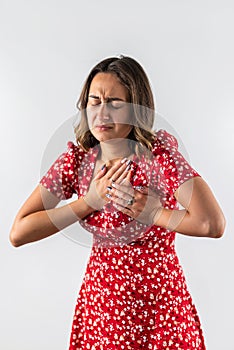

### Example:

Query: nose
xmin=96 ymin=102 xmax=111 ymax=121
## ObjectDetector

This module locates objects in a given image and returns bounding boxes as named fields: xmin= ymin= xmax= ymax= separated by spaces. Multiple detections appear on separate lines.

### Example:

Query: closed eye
xmin=87 ymin=95 xmax=127 ymax=110
xmin=88 ymin=95 xmax=100 ymax=106
xmin=109 ymin=101 xmax=125 ymax=109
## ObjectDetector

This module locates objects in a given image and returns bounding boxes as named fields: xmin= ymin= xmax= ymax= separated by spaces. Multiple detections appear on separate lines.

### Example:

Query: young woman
xmin=10 ymin=56 xmax=226 ymax=349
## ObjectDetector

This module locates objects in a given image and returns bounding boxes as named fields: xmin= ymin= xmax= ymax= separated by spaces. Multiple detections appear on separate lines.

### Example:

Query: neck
xmin=99 ymin=138 xmax=132 ymax=162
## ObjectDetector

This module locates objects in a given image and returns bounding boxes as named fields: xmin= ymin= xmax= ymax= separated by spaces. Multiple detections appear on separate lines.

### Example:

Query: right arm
xmin=9 ymin=159 xmax=130 ymax=247
xmin=9 ymin=184 xmax=94 ymax=247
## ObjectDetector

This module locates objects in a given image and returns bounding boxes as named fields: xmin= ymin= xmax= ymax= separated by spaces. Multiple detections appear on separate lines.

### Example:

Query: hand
xmin=83 ymin=159 xmax=131 ymax=211
xmin=108 ymin=174 xmax=163 ymax=225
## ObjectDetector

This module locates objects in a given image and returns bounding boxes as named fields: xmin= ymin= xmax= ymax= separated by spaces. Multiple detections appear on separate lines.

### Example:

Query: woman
xmin=10 ymin=56 xmax=226 ymax=349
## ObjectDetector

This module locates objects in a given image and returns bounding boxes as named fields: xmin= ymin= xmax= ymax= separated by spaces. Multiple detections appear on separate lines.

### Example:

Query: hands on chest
xmin=84 ymin=157 xmax=162 ymax=226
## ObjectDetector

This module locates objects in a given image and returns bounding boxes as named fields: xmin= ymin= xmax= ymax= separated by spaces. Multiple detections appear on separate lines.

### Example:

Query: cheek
xmin=117 ymin=124 xmax=133 ymax=135
xmin=113 ymin=110 xmax=132 ymax=125
xmin=86 ymin=109 xmax=95 ymax=128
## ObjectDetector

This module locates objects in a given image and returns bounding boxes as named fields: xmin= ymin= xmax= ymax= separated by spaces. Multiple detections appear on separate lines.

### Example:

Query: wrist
xmin=81 ymin=197 xmax=97 ymax=213
xmin=70 ymin=197 xmax=95 ymax=219
xmin=83 ymin=192 xmax=106 ymax=211
xmin=153 ymin=206 xmax=164 ymax=226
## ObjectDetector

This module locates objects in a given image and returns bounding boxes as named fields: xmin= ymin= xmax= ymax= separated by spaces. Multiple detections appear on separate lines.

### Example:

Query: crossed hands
xmin=84 ymin=158 xmax=163 ymax=226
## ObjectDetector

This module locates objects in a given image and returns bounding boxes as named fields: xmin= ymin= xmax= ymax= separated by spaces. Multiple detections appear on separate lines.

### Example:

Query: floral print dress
xmin=40 ymin=129 xmax=206 ymax=349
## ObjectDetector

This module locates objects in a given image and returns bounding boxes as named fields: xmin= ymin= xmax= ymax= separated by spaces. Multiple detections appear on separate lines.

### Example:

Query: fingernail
xmin=111 ymin=181 xmax=116 ymax=188
xmin=126 ymin=164 xmax=132 ymax=171
xmin=107 ymin=186 xmax=112 ymax=191
xmin=126 ymin=159 xmax=132 ymax=165
xmin=121 ymin=157 xmax=128 ymax=164
xmin=105 ymin=193 xmax=112 ymax=199
xmin=101 ymin=164 xmax=106 ymax=170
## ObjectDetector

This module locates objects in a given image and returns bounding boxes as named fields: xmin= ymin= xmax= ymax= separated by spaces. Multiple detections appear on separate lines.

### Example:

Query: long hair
xmin=74 ymin=56 xmax=156 ymax=153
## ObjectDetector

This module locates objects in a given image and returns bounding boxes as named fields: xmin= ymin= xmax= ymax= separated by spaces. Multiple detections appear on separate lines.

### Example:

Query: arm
xmin=109 ymin=131 xmax=226 ymax=238
xmin=9 ymin=184 xmax=94 ymax=247
xmin=155 ymin=176 xmax=226 ymax=238
xmin=9 ymin=159 xmax=130 ymax=247
xmin=108 ymin=174 xmax=225 ymax=238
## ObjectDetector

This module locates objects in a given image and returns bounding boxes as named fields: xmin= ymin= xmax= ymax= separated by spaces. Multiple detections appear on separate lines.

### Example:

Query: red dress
xmin=40 ymin=129 xmax=206 ymax=349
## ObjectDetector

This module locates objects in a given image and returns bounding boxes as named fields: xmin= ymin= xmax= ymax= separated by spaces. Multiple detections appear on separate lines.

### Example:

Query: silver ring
xmin=127 ymin=197 xmax=134 ymax=206
xmin=135 ymin=185 xmax=144 ymax=191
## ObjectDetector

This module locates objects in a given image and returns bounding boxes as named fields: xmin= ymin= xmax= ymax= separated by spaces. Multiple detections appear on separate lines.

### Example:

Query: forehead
xmin=89 ymin=73 xmax=128 ymax=98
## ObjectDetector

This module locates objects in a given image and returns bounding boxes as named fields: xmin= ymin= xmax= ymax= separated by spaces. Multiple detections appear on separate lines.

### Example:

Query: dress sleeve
xmin=39 ymin=142 xmax=82 ymax=200
xmin=151 ymin=129 xmax=201 ymax=197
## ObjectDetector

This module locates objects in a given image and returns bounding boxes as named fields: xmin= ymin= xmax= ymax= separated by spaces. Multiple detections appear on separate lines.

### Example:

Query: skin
xmin=9 ymin=73 xmax=226 ymax=247
xmin=87 ymin=72 xmax=133 ymax=143
xmin=9 ymin=160 xmax=130 ymax=247
xmin=109 ymin=175 xmax=226 ymax=238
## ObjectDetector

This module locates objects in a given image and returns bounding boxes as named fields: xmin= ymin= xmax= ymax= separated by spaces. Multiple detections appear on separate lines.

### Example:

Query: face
xmin=86 ymin=73 xmax=133 ymax=142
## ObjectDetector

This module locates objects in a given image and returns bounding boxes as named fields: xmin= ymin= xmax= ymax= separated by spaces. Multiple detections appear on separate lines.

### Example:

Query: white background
xmin=1 ymin=0 xmax=233 ymax=349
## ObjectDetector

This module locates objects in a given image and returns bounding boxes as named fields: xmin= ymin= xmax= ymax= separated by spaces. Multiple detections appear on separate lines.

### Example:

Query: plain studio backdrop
xmin=1 ymin=0 xmax=233 ymax=349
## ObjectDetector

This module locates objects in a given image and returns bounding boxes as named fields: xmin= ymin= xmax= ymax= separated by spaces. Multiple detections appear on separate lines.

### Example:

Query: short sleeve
xmin=39 ymin=142 xmax=83 ymax=200
xmin=152 ymin=129 xmax=201 ymax=197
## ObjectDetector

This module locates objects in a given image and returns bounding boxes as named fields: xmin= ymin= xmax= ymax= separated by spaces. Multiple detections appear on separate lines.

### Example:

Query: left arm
xmin=155 ymin=176 xmax=226 ymax=238
xmin=110 ymin=175 xmax=226 ymax=239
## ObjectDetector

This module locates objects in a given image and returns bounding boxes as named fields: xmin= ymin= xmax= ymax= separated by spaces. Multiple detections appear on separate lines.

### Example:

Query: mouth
xmin=94 ymin=124 xmax=113 ymax=131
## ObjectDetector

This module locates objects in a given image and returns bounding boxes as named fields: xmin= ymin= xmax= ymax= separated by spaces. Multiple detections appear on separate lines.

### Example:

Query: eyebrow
xmin=88 ymin=95 xmax=125 ymax=102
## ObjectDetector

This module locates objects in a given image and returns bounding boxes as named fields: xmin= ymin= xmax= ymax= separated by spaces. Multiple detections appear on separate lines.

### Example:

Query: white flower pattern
xmin=40 ymin=129 xmax=206 ymax=349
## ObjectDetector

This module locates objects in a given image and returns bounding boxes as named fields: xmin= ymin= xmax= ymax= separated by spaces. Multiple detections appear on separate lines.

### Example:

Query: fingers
xmin=112 ymin=195 xmax=133 ymax=208
xmin=93 ymin=164 xmax=107 ymax=180
xmin=106 ymin=159 xmax=131 ymax=182
xmin=108 ymin=182 xmax=146 ymax=212
xmin=93 ymin=158 xmax=129 ymax=182
xmin=115 ymin=161 xmax=132 ymax=184
xmin=111 ymin=181 xmax=134 ymax=198
xmin=110 ymin=189 xmax=138 ymax=214
xmin=112 ymin=202 xmax=131 ymax=215
xmin=109 ymin=186 xmax=134 ymax=203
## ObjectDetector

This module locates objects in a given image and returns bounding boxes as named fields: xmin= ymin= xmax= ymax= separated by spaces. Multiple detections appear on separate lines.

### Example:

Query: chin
xmin=91 ymin=130 xmax=112 ymax=141
xmin=91 ymin=133 xmax=111 ymax=143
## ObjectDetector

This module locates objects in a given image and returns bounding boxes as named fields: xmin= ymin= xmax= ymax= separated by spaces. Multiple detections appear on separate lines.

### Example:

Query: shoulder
xmin=66 ymin=141 xmax=85 ymax=155
xmin=65 ymin=141 xmax=86 ymax=163
xmin=151 ymin=129 xmax=179 ymax=154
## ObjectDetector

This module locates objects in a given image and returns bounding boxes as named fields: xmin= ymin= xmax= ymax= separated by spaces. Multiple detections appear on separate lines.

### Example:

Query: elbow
xmin=9 ymin=228 xmax=24 ymax=247
xmin=205 ymin=214 xmax=226 ymax=239
xmin=10 ymin=237 xmax=21 ymax=248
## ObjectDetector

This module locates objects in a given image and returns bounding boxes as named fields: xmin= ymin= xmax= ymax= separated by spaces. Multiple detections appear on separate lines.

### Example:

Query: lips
xmin=94 ymin=124 xmax=113 ymax=131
